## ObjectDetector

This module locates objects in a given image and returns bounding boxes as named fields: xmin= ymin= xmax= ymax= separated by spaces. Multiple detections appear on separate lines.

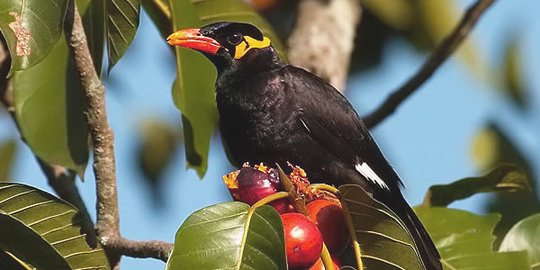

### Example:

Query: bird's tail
xmin=395 ymin=198 xmax=442 ymax=270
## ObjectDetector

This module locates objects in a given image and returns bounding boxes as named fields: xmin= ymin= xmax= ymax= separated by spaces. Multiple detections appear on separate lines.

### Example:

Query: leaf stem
xmin=320 ymin=244 xmax=335 ymax=270
xmin=276 ymin=164 xmax=308 ymax=215
xmin=252 ymin=191 xmax=289 ymax=208
xmin=337 ymin=190 xmax=364 ymax=270
xmin=308 ymin=184 xmax=339 ymax=195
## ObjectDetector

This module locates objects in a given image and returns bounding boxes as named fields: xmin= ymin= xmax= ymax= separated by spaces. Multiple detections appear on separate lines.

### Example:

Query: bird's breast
xmin=217 ymin=85 xmax=302 ymax=164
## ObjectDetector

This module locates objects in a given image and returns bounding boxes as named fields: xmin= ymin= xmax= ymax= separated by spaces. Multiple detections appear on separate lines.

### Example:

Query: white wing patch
xmin=355 ymin=162 xmax=389 ymax=189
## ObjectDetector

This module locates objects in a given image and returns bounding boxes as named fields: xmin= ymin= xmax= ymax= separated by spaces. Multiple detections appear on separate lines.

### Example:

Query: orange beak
xmin=167 ymin=28 xmax=221 ymax=55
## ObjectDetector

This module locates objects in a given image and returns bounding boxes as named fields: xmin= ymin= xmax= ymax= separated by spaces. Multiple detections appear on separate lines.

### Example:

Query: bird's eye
xmin=227 ymin=33 xmax=243 ymax=45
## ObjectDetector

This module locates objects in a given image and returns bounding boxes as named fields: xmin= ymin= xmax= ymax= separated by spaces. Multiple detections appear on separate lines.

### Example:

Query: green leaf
xmin=500 ymin=213 xmax=540 ymax=269
xmin=77 ymin=0 xmax=106 ymax=74
xmin=423 ymin=164 xmax=530 ymax=207
xmin=339 ymin=184 xmax=425 ymax=270
xmin=415 ymin=207 xmax=530 ymax=270
xmin=361 ymin=0 xmax=413 ymax=30
xmin=169 ymin=0 xmax=286 ymax=177
xmin=0 ymin=139 xmax=17 ymax=182
xmin=502 ymin=36 xmax=527 ymax=107
xmin=137 ymin=120 xmax=181 ymax=200
xmin=0 ymin=0 xmax=69 ymax=71
xmin=0 ymin=183 xmax=110 ymax=269
xmin=166 ymin=201 xmax=286 ymax=270
xmin=106 ymin=0 xmax=141 ymax=70
xmin=11 ymin=33 xmax=89 ymax=176
xmin=472 ymin=123 xmax=540 ymax=240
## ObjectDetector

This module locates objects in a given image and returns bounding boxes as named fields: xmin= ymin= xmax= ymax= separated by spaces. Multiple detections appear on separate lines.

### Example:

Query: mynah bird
xmin=168 ymin=22 xmax=442 ymax=270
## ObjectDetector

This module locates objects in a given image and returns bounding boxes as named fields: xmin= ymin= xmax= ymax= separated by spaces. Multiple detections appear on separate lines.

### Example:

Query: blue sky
xmin=1 ymin=0 xmax=539 ymax=269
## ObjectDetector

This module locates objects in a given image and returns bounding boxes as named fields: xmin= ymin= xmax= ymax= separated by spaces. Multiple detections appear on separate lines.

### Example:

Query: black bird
xmin=168 ymin=22 xmax=442 ymax=269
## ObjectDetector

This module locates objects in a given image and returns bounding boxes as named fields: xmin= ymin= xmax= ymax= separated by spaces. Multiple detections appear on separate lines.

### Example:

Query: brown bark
xmin=287 ymin=0 xmax=361 ymax=91
xmin=64 ymin=3 xmax=173 ymax=268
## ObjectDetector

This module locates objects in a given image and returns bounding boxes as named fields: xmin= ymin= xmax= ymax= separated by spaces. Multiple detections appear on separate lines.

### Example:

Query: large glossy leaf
xmin=339 ymin=184 xmax=424 ymax=270
xmin=415 ymin=207 xmax=530 ymax=270
xmin=0 ymin=183 xmax=109 ymax=269
xmin=0 ymin=139 xmax=17 ymax=181
xmin=0 ymin=0 xmax=68 ymax=71
xmin=77 ymin=0 xmax=106 ymax=74
xmin=11 ymin=33 xmax=89 ymax=175
xmin=423 ymin=164 xmax=530 ymax=207
xmin=106 ymin=0 xmax=141 ymax=70
xmin=166 ymin=201 xmax=286 ymax=269
xmin=499 ymin=213 xmax=540 ymax=269
xmin=169 ymin=0 xmax=286 ymax=177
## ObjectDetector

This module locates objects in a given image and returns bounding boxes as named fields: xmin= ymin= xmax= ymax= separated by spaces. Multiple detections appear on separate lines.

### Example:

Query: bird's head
xmin=167 ymin=22 xmax=280 ymax=73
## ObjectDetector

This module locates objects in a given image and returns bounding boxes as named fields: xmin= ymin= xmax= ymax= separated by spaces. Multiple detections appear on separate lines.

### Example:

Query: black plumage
xmin=168 ymin=22 xmax=442 ymax=270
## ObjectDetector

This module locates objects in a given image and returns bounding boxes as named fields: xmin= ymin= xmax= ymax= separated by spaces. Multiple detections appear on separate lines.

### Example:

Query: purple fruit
xmin=237 ymin=167 xmax=287 ymax=212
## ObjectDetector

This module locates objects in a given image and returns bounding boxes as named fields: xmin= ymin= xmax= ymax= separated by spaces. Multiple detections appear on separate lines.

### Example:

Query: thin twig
xmin=362 ymin=0 xmax=496 ymax=128
xmin=64 ymin=2 xmax=172 ymax=267
xmin=107 ymin=238 xmax=173 ymax=262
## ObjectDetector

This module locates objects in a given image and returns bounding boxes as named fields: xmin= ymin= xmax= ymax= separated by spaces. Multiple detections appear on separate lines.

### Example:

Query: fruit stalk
xmin=309 ymin=183 xmax=364 ymax=270
xmin=252 ymin=191 xmax=290 ymax=208
xmin=338 ymin=192 xmax=364 ymax=270
xmin=320 ymin=244 xmax=335 ymax=270
xmin=276 ymin=164 xmax=308 ymax=214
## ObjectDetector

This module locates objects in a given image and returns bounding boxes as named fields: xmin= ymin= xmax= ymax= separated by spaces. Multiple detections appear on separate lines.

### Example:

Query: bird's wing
xmin=282 ymin=66 xmax=442 ymax=270
xmin=281 ymin=66 xmax=403 ymax=191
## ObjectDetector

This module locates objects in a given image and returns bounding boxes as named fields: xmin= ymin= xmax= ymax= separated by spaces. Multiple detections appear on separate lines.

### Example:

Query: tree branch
xmin=362 ymin=0 xmax=496 ymax=128
xmin=64 ymin=3 xmax=172 ymax=267
xmin=287 ymin=0 xmax=362 ymax=91
xmin=36 ymin=158 xmax=98 ymax=245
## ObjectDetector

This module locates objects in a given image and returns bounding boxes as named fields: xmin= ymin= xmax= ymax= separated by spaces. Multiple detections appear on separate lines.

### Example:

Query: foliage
xmin=339 ymin=184 xmax=425 ymax=269
xmin=423 ymin=164 xmax=530 ymax=207
xmin=11 ymin=33 xmax=89 ymax=176
xmin=166 ymin=0 xmax=285 ymax=177
xmin=0 ymin=0 xmax=68 ymax=71
xmin=1 ymin=0 xmax=90 ymax=175
xmin=166 ymin=202 xmax=286 ymax=270
xmin=0 ymin=0 xmax=539 ymax=269
xmin=415 ymin=207 xmax=530 ymax=270
xmin=0 ymin=183 xmax=109 ymax=269
xmin=106 ymin=0 xmax=141 ymax=70
xmin=499 ymin=213 xmax=540 ymax=269
xmin=473 ymin=123 xmax=540 ymax=239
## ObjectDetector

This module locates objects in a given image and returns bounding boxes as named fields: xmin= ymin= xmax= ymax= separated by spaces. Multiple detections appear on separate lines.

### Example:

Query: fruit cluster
xmin=223 ymin=163 xmax=350 ymax=270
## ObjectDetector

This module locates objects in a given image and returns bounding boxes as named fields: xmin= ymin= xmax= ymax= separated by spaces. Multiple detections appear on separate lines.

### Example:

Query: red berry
xmin=308 ymin=257 xmax=342 ymax=270
xmin=281 ymin=213 xmax=323 ymax=269
xmin=307 ymin=200 xmax=349 ymax=254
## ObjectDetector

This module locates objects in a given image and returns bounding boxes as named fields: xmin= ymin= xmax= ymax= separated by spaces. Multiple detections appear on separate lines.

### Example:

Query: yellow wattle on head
xmin=234 ymin=36 xmax=271 ymax=59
